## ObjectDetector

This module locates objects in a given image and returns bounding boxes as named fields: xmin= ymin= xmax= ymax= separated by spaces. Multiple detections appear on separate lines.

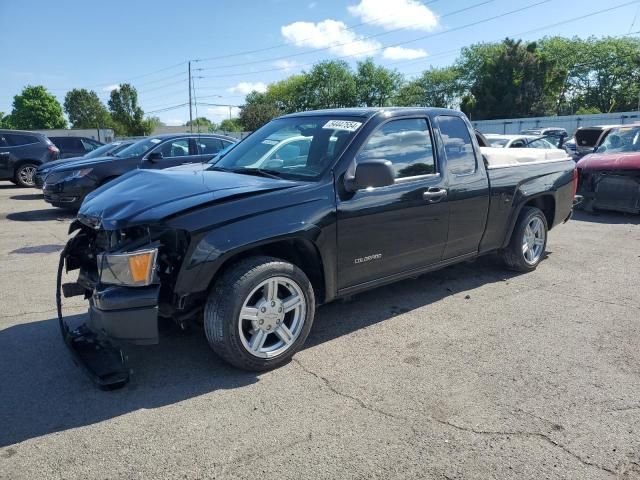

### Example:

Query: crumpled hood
xmin=577 ymin=151 xmax=640 ymax=171
xmin=78 ymin=167 xmax=301 ymax=230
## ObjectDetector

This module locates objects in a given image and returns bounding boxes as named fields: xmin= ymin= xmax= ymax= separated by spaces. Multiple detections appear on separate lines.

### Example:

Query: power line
xmin=192 ymin=0 xmax=443 ymax=64
xmin=145 ymin=103 xmax=189 ymax=115
xmin=45 ymin=61 xmax=187 ymax=92
xmin=195 ymin=0 xmax=498 ymax=72
xmin=195 ymin=0 xmax=552 ymax=79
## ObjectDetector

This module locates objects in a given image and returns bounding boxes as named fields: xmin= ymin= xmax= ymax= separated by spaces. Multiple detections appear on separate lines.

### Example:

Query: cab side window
xmin=437 ymin=115 xmax=477 ymax=175
xmin=356 ymin=118 xmax=435 ymax=179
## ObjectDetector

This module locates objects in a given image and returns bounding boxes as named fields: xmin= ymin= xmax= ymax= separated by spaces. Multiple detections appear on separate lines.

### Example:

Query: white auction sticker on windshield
xmin=150 ymin=138 xmax=162 ymax=144
xmin=262 ymin=139 xmax=279 ymax=145
xmin=323 ymin=120 xmax=362 ymax=132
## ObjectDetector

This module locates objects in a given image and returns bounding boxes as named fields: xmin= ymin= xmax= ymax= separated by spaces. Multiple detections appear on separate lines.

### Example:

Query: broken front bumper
xmin=89 ymin=285 xmax=160 ymax=345
xmin=57 ymin=243 xmax=161 ymax=389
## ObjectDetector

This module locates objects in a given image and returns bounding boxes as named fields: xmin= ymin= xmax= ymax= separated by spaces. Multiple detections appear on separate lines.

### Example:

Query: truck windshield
xmin=596 ymin=126 xmax=640 ymax=153
xmin=210 ymin=116 xmax=362 ymax=180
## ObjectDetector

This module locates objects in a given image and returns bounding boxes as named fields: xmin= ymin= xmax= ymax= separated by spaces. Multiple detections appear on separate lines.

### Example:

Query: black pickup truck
xmin=59 ymin=107 xmax=576 ymax=387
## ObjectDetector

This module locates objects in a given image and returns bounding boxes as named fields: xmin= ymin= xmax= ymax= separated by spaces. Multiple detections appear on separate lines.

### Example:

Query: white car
xmin=484 ymin=134 xmax=558 ymax=150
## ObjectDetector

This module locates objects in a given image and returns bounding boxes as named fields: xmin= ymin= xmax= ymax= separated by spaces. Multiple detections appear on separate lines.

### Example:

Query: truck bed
xmin=480 ymin=157 xmax=576 ymax=253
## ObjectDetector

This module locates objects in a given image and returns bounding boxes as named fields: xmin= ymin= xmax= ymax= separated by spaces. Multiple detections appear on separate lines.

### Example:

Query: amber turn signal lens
xmin=128 ymin=252 xmax=154 ymax=283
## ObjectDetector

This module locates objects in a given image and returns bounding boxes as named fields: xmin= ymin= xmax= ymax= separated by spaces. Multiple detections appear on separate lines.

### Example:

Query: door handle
xmin=423 ymin=188 xmax=448 ymax=203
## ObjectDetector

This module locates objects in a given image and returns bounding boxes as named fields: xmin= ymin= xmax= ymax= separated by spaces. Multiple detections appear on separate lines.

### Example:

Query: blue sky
xmin=1 ymin=0 xmax=639 ymax=126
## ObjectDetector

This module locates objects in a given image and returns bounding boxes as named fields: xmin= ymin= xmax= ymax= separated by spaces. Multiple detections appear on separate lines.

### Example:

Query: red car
xmin=576 ymin=124 xmax=640 ymax=214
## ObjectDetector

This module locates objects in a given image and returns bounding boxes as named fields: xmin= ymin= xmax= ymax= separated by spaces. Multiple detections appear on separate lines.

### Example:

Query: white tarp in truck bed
xmin=480 ymin=147 xmax=571 ymax=168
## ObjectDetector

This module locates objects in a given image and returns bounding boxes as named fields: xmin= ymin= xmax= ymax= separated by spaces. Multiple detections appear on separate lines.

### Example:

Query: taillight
xmin=48 ymin=145 xmax=59 ymax=158
xmin=572 ymin=167 xmax=579 ymax=196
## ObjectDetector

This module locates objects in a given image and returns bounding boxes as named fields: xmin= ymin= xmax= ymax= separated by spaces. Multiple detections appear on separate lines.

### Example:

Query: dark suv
xmin=0 ymin=130 xmax=60 ymax=187
xmin=43 ymin=133 xmax=235 ymax=209
xmin=49 ymin=136 xmax=103 ymax=159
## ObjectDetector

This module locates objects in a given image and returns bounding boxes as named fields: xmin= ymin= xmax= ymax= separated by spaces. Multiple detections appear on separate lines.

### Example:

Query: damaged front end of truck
xmin=57 ymin=216 xmax=191 ymax=389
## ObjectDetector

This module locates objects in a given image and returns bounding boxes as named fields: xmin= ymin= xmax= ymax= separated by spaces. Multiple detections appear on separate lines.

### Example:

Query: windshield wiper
xmin=230 ymin=167 xmax=282 ymax=179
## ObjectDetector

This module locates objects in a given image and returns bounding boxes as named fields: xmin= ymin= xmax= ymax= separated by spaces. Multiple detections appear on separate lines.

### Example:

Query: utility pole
xmin=188 ymin=61 xmax=193 ymax=132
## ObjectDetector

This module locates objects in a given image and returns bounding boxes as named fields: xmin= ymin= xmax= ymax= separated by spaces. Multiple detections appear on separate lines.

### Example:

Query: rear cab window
xmin=436 ymin=115 xmax=477 ymax=175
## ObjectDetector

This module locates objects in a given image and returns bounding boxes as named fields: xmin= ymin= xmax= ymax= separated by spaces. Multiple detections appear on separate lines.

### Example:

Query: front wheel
xmin=14 ymin=163 xmax=38 ymax=187
xmin=204 ymin=256 xmax=315 ymax=371
xmin=501 ymin=207 xmax=548 ymax=272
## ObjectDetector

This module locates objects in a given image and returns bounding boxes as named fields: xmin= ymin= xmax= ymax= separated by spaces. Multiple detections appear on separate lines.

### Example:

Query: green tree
xmin=355 ymin=59 xmax=403 ymax=107
xmin=265 ymin=75 xmax=310 ymax=113
xmin=395 ymin=67 xmax=461 ymax=108
xmin=239 ymin=92 xmax=280 ymax=131
xmin=0 ymin=112 xmax=12 ymax=128
xmin=185 ymin=116 xmax=214 ymax=132
xmin=108 ymin=83 xmax=147 ymax=136
xmin=219 ymin=118 xmax=243 ymax=132
xmin=458 ymin=39 xmax=553 ymax=120
xmin=64 ymin=88 xmax=111 ymax=129
xmin=303 ymin=60 xmax=357 ymax=109
xmin=9 ymin=85 xmax=67 ymax=129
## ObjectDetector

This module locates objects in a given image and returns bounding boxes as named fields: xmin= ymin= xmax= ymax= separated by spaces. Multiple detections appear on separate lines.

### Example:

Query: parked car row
xmin=38 ymin=134 xmax=235 ymax=209
xmin=0 ymin=130 xmax=107 ymax=187
xmin=52 ymin=107 xmax=578 ymax=388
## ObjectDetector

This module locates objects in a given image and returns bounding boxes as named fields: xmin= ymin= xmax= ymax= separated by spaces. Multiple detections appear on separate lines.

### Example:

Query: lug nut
xmin=259 ymin=319 xmax=264 ymax=325
xmin=267 ymin=326 xmax=271 ymax=330
xmin=261 ymin=307 xmax=266 ymax=313
xmin=271 ymin=301 xmax=276 ymax=307
xmin=278 ymin=307 xmax=282 ymax=313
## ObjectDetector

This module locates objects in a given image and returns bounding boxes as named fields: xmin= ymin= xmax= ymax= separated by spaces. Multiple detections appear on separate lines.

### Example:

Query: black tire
xmin=500 ymin=207 xmax=548 ymax=272
xmin=13 ymin=163 xmax=38 ymax=187
xmin=204 ymin=256 xmax=316 ymax=371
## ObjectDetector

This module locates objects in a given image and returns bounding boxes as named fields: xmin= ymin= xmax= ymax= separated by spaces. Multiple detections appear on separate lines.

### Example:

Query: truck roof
xmin=278 ymin=107 xmax=466 ymax=120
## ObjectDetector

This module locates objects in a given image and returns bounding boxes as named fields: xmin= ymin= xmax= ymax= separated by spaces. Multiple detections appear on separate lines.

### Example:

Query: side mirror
xmin=146 ymin=151 xmax=163 ymax=162
xmin=345 ymin=160 xmax=395 ymax=192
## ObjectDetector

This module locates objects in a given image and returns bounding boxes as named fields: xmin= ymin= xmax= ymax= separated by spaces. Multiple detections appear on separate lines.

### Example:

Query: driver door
xmin=336 ymin=117 xmax=449 ymax=290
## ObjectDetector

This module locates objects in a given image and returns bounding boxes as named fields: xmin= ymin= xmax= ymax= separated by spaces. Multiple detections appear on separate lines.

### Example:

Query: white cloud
xmin=102 ymin=84 xmax=119 ymax=92
xmin=273 ymin=60 xmax=298 ymax=72
xmin=281 ymin=19 xmax=380 ymax=58
xmin=382 ymin=46 xmax=427 ymax=60
xmin=207 ymin=106 xmax=241 ymax=123
xmin=348 ymin=0 xmax=438 ymax=31
xmin=308 ymin=1 xmax=317 ymax=8
xmin=227 ymin=82 xmax=268 ymax=95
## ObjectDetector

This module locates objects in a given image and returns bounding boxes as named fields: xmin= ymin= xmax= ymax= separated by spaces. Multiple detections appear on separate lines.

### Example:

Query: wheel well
xmin=524 ymin=195 xmax=555 ymax=229
xmin=212 ymin=239 xmax=326 ymax=303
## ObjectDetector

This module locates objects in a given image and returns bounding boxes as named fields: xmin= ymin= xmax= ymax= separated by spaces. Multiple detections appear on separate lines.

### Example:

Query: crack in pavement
xmin=608 ymin=405 xmax=640 ymax=413
xmin=293 ymin=358 xmax=618 ymax=477
xmin=292 ymin=358 xmax=420 ymax=437
xmin=538 ymin=288 xmax=640 ymax=311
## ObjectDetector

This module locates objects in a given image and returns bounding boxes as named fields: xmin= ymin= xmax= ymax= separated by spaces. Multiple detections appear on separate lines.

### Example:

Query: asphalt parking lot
xmin=0 ymin=181 xmax=639 ymax=480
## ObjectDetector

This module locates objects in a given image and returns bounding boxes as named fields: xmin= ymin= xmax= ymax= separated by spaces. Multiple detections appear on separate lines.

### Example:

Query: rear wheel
xmin=14 ymin=163 xmax=38 ymax=187
xmin=204 ymin=256 xmax=315 ymax=371
xmin=501 ymin=207 xmax=548 ymax=272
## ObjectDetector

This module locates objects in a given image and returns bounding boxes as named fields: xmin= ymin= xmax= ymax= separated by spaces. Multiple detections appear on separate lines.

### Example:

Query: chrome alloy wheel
xmin=19 ymin=165 xmax=37 ymax=186
xmin=522 ymin=216 xmax=545 ymax=265
xmin=238 ymin=276 xmax=307 ymax=358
